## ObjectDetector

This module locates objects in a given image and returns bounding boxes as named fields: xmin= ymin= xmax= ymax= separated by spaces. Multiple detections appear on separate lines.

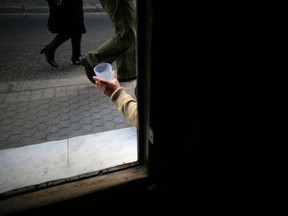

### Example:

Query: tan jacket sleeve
xmin=110 ymin=87 xmax=138 ymax=128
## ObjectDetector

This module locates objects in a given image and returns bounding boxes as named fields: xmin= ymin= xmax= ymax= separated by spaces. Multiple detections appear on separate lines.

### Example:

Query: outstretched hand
xmin=93 ymin=70 xmax=121 ymax=97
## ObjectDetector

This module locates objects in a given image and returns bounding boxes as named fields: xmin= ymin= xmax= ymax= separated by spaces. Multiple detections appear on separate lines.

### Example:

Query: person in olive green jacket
xmin=93 ymin=70 xmax=138 ymax=128
xmin=81 ymin=0 xmax=137 ymax=83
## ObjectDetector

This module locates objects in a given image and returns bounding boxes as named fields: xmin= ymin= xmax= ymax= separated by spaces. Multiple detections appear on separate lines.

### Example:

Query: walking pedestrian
xmin=80 ymin=0 xmax=137 ymax=83
xmin=41 ymin=0 xmax=86 ymax=68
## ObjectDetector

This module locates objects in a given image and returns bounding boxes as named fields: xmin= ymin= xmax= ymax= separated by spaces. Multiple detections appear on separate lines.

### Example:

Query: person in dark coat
xmin=41 ymin=0 xmax=86 ymax=68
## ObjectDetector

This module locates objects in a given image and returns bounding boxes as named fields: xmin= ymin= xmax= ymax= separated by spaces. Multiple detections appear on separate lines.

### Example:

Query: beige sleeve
xmin=110 ymin=87 xmax=138 ymax=128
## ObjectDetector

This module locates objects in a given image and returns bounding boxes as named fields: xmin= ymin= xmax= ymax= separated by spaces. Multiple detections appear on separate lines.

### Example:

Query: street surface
xmin=0 ymin=12 xmax=113 ymax=82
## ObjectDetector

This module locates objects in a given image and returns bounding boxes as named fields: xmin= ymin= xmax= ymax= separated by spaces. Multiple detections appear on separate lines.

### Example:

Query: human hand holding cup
xmin=93 ymin=70 xmax=120 ymax=98
xmin=93 ymin=63 xmax=113 ymax=80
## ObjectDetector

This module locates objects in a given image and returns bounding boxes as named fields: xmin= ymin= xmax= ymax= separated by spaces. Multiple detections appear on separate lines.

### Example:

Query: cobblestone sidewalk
xmin=0 ymin=78 xmax=136 ymax=150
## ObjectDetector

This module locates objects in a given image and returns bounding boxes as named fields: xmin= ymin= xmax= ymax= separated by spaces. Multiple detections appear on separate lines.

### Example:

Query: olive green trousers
xmin=85 ymin=0 xmax=137 ymax=79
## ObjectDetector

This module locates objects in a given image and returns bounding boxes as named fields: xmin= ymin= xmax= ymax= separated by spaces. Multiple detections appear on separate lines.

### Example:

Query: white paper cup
xmin=93 ymin=63 xmax=113 ymax=80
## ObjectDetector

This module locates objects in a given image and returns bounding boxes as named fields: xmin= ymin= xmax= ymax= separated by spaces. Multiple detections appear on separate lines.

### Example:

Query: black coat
xmin=47 ymin=0 xmax=86 ymax=34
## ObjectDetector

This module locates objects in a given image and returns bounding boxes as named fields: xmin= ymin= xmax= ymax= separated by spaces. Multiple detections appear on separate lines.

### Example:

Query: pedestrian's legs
xmin=71 ymin=33 xmax=82 ymax=65
xmin=85 ymin=37 xmax=131 ymax=66
xmin=116 ymin=42 xmax=137 ymax=81
xmin=41 ymin=33 xmax=70 ymax=67
xmin=47 ymin=33 xmax=70 ymax=56
xmin=84 ymin=0 xmax=137 ymax=79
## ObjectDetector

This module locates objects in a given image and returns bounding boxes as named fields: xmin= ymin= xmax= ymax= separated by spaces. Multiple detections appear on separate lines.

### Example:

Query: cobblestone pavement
xmin=0 ymin=77 xmax=136 ymax=150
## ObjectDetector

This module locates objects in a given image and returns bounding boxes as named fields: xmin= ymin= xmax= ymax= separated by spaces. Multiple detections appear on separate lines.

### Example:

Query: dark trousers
xmin=46 ymin=33 xmax=82 ymax=61
xmin=85 ymin=0 xmax=137 ymax=79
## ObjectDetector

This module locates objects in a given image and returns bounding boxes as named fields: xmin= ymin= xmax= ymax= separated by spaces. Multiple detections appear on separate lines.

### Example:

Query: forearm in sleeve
xmin=110 ymin=87 xmax=138 ymax=127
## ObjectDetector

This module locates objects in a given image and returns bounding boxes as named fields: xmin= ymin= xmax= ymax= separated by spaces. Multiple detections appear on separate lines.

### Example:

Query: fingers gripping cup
xmin=93 ymin=63 xmax=113 ymax=80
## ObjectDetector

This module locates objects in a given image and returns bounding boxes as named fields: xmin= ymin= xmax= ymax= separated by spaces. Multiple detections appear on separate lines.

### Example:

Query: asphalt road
xmin=0 ymin=12 xmax=114 ymax=83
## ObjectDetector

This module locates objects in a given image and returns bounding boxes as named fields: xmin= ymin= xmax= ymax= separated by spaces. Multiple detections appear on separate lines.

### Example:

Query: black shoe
xmin=71 ymin=58 xmax=81 ymax=65
xmin=80 ymin=57 xmax=95 ymax=84
xmin=40 ymin=45 xmax=58 ymax=68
